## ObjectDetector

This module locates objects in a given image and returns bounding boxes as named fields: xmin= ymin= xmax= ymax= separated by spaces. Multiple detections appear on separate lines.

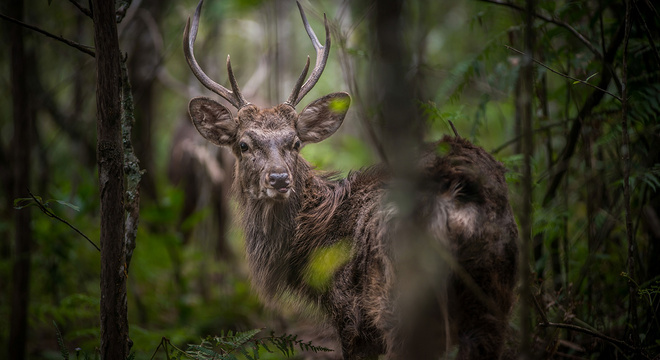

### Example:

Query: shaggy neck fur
xmin=236 ymin=158 xmax=350 ymax=301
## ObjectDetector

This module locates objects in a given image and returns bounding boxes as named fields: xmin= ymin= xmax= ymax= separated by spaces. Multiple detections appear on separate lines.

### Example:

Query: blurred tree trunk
xmin=517 ymin=0 xmax=535 ymax=358
xmin=92 ymin=0 xmax=129 ymax=358
xmin=8 ymin=0 xmax=32 ymax=359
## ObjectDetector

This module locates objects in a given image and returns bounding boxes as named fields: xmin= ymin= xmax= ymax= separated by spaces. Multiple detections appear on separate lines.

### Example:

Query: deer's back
xmin=294 ymin=135 xmax=518 ymax=356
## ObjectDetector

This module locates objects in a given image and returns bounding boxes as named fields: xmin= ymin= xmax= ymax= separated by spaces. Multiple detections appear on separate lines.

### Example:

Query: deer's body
xmin=183 ymin=2 xmax=518 ymax=358
xmin=239 ymin=135 xmax=518 ymax=359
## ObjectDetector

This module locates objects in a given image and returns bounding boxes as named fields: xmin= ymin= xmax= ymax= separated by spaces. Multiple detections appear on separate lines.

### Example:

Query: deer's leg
xmin=336 ymin=320 xmax=381 ymax=360
xmin=455 ymin=313 xmax=507 ymax=360
xmin=454 ymin=282 xmax=512 ymax=360
xmin=381 ymin=292 xmax=449 ymax=360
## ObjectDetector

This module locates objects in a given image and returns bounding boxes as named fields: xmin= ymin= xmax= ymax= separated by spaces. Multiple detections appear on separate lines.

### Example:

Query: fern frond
xmin=182 ymin=328 xmax=333 ymax=360
xmin=53 ymin=321 xmax=69 ymax=360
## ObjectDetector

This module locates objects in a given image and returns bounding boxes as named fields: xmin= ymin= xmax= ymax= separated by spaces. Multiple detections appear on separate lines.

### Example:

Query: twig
xmin=538 ymin=322 xmax=649 ymax=357
xmin=448 ymin=120 xmax=460 ymax=138
xmin=531 ymin=292 xmax=549 ymax=325
xmin=26 ymin=189 xmax=100 ymax=252
xmin=505 ymin=45 xmax=622 ymax=102
xmin=633 ymin=0 xmax=660 ymax=69
xmin=541 ymin=20 xmax=626 ymax=206
xmin=477 ymin=0 xmax=603 ymax=60
xmin=67 ymin=0 xmax=92 ymax=18
xmin=0 ymin=12 xmax=95 ymax=57
xmin=491 ymin=119 xmax=567 ymax=154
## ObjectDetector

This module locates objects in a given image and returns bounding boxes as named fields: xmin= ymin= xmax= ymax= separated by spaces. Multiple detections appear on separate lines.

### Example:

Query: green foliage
xmin=164 ymin=329 xmax=332 ymax=360
xmin=54 ymin=322 xmax=69 ymax=360
xmin=2 ymin=0 xmax=659 ymax=358
xmin=14 ymin=196 xmax=80 ymax=212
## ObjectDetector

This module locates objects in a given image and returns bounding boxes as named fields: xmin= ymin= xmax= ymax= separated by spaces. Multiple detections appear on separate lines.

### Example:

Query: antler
xmin=183 ymin=0 xmax=248 ymax=109
xmin=285 ymin=2 xmax=331 ymax=107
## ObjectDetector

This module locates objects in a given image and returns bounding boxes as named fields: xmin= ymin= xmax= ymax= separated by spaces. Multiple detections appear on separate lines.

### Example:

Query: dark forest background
xmin=1 ymin=0 xmax=659 ymax=359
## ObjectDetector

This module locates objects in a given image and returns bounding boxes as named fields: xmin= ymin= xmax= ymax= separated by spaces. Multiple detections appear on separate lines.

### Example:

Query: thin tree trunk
xmin=621 ymin=0 xmax=639 ymax=349
xmin=518 ymin=0 xmax=535 ymax=358
xmin=8 ymin=0 xmax=32 ymax=359
xmin=92 ymin=0 xmax=129 ymax=358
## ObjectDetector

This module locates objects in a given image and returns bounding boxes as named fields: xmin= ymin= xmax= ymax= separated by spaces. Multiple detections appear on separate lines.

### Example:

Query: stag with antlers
xmin=183 ymin=1 xmax=518 ymax=359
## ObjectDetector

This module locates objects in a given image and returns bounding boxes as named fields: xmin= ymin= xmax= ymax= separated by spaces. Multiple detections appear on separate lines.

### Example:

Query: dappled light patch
xmin=304 ymin=239 xmax=352 ymax=292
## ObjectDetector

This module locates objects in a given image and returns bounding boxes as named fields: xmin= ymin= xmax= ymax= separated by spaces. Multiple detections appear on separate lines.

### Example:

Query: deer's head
xmin=184 ymin=0 xmax=350 ymax=202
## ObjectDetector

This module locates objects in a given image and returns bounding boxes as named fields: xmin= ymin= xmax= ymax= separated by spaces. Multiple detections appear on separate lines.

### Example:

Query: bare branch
xmin=538 ymin=322 xmax=649 ymax=357
xmin=478 ymin=0 xmax=603 ymax=60
xmin=0 ymin=12 xmax=95 ymax=57
xmin=67 ymin=0 xmax=92 ymax=18
xmin=24 ymin=189 xmax=100 ymax=252
xmin=505 ymin=45 xmax=622 ymax=102
xmin=633 ymin=0 xmax=660 ymax=68
xmin=491 ymin=120 xmax=568 ymax=154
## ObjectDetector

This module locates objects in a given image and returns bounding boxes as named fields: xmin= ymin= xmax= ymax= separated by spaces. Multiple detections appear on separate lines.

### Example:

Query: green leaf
xmin=13 ymin=197 xmax=36 ymax=209
xmin=585 ymin=72 xmax=598 ymax=82
xmin=50 ymin=199 xmax=81 ymax=212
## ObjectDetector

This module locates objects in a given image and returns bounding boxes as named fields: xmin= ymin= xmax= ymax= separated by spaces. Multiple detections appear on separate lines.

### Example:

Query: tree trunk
xmin=8 ymin=0 xmax=32 ymax=359
xmin=517 ymin=0 xmax=535 ymax=358
xmin=92 ymin=1 xmax=129 ymax=358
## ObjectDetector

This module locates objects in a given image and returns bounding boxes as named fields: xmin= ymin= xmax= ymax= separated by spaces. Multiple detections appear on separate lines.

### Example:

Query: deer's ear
xmin=297 ymin=92 xmax=350 ymax=144
xmin=188 ymin=97 xmax=237 ymax=147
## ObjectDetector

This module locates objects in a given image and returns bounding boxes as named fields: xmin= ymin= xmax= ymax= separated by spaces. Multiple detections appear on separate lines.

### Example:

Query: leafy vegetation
xmin=1 ymin=0 xmax=659 ymax=358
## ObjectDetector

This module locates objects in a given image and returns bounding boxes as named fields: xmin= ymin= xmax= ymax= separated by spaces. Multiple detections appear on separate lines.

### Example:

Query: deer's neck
xmin=238 ymin=164 xmax=356 ymax=301
xmin=238 ymin=162 xmax=316 ymax=298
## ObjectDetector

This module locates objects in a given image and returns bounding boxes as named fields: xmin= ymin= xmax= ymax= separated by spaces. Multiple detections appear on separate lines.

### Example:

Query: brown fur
xmin=184 ymin=2 xmax=517 ymax=356
xmin=188 ymin=92 xmax=517 ymax=359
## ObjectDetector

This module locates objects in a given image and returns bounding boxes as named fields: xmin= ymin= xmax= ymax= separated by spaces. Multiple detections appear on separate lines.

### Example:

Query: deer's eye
xmin=239 ymin=142 xmax=249 ymax=152
xmin=293 ymin=140 xmax=301 ymax=151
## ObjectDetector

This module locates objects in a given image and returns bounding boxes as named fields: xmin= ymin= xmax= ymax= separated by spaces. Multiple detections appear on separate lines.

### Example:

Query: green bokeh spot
xmin=329 ymin=96 xmax=350 ymax=114
xmin=305 ymin=240 xmax=352 ymax=291
xmin=436 ymin=142 xmax=451 ymax=156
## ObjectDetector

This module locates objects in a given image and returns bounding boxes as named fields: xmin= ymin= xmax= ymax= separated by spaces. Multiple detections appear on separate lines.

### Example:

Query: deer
xmin=183 ymin=1 xmax=518 ymax=359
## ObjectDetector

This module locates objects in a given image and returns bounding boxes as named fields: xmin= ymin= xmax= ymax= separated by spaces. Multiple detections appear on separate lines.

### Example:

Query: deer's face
xmin=184 ymin=0 xmax=348 ymax=201
xmin=188 ymin=93 xmax=350 ymax=201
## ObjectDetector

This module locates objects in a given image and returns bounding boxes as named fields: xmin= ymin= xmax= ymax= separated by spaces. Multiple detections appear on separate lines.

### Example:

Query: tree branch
xmin=633 ymin=0 xmax=660 ymax=68
xmin=0 ymin=12 xmax=95 ymax=57
xmin=24 ymin=189 xmax=100 ymax=252
xmin=505 ymin=45 xmax=622 ymax=102
xmin=67 ymin=0 xmax=92 ymax=18
xmin=478 ymin=0 xmax=603 ymax=60
xmin=542 ymin=20 xmax=626 ymax=206
xmin=538 ymin=322 xmax=649 ymax=357
xmin=491 ymin=119 xmax=568 ymax=154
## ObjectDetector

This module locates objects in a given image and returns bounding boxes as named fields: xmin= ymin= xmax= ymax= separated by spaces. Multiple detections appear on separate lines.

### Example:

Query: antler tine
xmin=183 ymin=0 xmax=248 ymax=109
xmin=227 ymin=55 xmax=249 ymax=107
xmin=288 ymin=2 xmax=331 ymax=106
xmin=285 ymin=56 xmax=311 ymax=106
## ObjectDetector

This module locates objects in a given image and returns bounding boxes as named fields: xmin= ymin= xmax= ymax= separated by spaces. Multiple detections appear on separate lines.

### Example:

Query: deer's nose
xmin=268 ymin=172 xmax=290 ymax=191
